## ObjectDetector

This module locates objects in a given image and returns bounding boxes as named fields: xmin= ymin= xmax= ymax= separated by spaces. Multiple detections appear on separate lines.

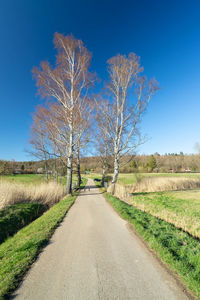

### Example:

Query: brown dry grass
xmin=108 ymin=176 xmax=200 ymax=202
xmin=0 ymin=181 xmax=66 ymax=209
xmin=132 ymin=176 xmax=200 ymax=193
xmin=107 ymin=183 xmax=132 ymax=202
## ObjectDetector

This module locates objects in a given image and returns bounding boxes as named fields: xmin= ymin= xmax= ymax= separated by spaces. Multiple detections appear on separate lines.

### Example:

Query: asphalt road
xmin=12 ymin=179 xmax=190 ymax=300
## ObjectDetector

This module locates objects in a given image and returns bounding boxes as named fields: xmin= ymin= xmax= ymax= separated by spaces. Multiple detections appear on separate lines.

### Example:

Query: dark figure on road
xmin=84 ymin=186 xmax=90 ymax=192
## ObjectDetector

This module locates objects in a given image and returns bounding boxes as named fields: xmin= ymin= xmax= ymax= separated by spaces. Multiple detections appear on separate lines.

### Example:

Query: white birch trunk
xmin=76 ymin=147 xmax=81 ymax=188
xmin=44 ymin=160 xmax=49 ymax=183
xmin=101 ymin=164 xmax=106 ymax=187
xmin=66 ymin=121 xmax=73 ymax=194
xmin=111 ymin=151 xmax=119 ymax=194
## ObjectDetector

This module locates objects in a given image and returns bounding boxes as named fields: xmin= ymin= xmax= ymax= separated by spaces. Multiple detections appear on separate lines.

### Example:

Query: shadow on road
xmin=83 ymin=185 xmax=97 ymax=190
xmin=79 ymin=192 xmax=104 ymax=196
xmin=78 ymin=184 xmax=105 ymax=196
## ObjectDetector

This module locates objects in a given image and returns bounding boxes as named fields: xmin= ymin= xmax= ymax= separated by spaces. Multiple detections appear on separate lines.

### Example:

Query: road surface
xmin=12 ymin=179 xmax=190 ymax=300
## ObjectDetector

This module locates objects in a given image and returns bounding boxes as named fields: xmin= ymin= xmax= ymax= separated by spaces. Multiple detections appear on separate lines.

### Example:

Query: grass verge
xmin=0 ymin=195 xmax=75 ymax=299
xmin=0 ymin=203 xmax=46 ymax=244
xmin=105 ymin=192 xmax=200 ymax=299
xmin=130 ymin=190 xmax=200 ymax=239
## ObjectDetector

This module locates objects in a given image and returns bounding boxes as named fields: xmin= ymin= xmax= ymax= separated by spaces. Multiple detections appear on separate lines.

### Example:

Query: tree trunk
xmin=66 ymin=123 xmax=73 ymax=194
xmin=66 ymin=155 xmax=72 ymax=194
xmin=101 ymin=164 xmax=106 ymax=187
xmin=56 ymin=171 xmax=59 ymax=184
xmin=77 ymin=148 xmax=81 ymax=188
xmin=44 ymin=160 xmax=48 ymax=182
xmin=54 ymin=156 xmax=57 ymax=180
xmin=111 ymin=155 xmax=119 ymax=194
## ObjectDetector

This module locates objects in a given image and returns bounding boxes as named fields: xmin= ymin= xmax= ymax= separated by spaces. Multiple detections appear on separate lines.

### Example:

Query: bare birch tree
xmin=32 ymin=33 xmax=93 ymax=194
xmin=95 ymin=99 xmax=113 ymax=186
xmin=106 ymin=53 xmax=159 ymax=193
xmin=73 ymin=97 xmax=94 ymax=187
xmin=30 ymin=106 xmax=51 ymax=181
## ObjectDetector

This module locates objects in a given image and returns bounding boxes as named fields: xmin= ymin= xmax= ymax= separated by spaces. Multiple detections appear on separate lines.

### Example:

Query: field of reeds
xmin=132 ymin=176 xmax=200 ymax=193
xmin=0 ymin=181 xmax=66 ymax=209
xmin=107 ymin=176 xmax=200 ymax=198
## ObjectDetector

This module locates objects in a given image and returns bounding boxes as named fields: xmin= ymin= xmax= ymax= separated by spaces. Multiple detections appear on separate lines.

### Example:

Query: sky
xmin=0 ymin=0 xmax=200 ymax=161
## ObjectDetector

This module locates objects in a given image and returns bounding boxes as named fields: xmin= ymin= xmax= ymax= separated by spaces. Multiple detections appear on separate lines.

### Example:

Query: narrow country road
xmin=12 ymin=179 xmax=189 ymax=300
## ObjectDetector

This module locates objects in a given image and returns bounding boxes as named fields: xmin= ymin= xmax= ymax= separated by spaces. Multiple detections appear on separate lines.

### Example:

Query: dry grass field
xmin=131 ymin=176 xmax=200 ymax=192
xmin=0 ymin=174 xmax=86 ymax=210
xmin=0 ymin=181 xmax=66 ymax=209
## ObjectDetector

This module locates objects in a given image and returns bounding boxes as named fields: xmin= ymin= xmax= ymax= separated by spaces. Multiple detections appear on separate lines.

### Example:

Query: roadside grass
xmin=105 ymin=192 xmax=200 ymax=299
xmin=0 ymin=196 xmax=75 ymax=299
xmin=0 ymin=203 xmax=46 ymax=244
xmin=0 ymin=178 xmax=87 ymax=300
xmin=130 ymin=189 xmax=200 ymax=239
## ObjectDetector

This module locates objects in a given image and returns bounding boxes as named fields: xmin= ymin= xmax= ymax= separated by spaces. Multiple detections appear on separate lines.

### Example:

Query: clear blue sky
xmin=0 ymin=0 xmax=200 ymax=161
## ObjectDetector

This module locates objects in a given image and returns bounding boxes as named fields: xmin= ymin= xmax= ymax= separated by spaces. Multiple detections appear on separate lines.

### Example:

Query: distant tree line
xmin=80 ymin=153 xmax=200 ymax=174
xmin=1 ymin=153 xmax=200 ymax=176
xmin=0 ymin=159 xmax=67 ymax=176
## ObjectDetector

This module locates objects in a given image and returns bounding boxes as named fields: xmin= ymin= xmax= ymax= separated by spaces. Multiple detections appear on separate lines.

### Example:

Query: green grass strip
xmin=0 ymin=203 xmax=46 ymax=244
xmin=105 ymin=192 xmax=200 ymax=299
xmin=0 ymin=195 xmax=75 ymax=300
